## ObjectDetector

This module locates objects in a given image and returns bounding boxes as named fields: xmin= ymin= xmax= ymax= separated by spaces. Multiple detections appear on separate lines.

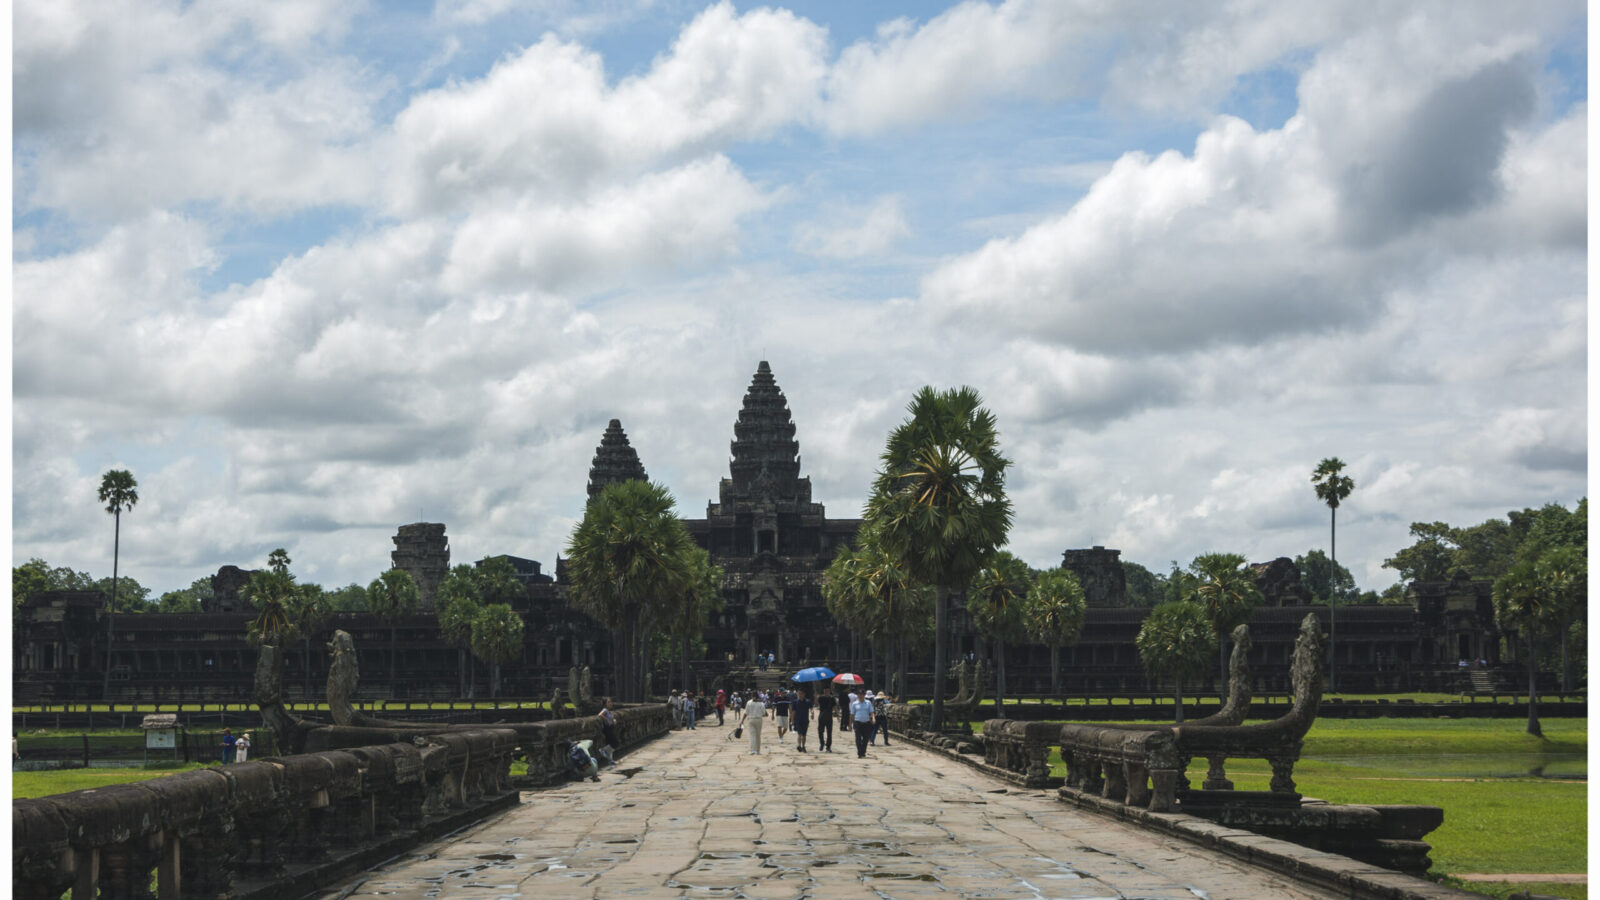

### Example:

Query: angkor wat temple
xmin=14 ymin=363 xmax=1524 ymax=703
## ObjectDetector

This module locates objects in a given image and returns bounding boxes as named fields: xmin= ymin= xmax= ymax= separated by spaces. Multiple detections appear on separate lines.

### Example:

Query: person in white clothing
xmin=235 ymin=732 xmax=252 ymax=762
xmin=743 ymin=695 xmax=767 ymax=754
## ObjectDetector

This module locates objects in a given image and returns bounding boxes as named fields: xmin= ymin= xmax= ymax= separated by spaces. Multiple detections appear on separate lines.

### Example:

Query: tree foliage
xmin=1295 ymin=549 xmax=1357 ymax=605
xmin=470 ymin=602 xmax=525 ymax=697
xmin=1136 ymin=600 xmax=1216 ymax=722
xmin=1027 ymin=567 xmax=1087 ymax=695
xmin=1120 ymin=560 xmax=1162 ymax=607
xmin=866 ymin=385 xmax=1011 ymax=731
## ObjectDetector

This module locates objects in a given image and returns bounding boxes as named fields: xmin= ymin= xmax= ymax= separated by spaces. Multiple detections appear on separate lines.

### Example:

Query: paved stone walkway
xmin=321 ymin=724 xmax=1344 ymax=899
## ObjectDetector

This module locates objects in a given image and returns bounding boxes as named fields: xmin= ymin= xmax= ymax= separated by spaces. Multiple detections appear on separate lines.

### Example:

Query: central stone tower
xmin=684 ymin=362 xmax=861 ymax=665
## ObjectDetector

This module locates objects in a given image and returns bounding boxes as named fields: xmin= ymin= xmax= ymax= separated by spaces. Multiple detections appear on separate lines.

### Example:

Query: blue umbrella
xmin=790 ymin=666 xmax=836 ymax=683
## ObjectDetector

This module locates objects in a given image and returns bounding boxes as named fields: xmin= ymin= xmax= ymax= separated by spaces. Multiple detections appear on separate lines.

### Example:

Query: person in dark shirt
xmin=774 ymin=691 xmax=791 ymax=740
xmin=815 ymin=691 xmax=836 ymax=752
xmin=791 ymin=690 xmax=813 ymax=752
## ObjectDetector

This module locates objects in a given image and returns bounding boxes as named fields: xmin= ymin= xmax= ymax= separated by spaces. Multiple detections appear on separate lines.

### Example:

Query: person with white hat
xmin=235 ymin=732 xmax=251 ymax=762
xmin=849 ymin=691 xmax=875 ymax=758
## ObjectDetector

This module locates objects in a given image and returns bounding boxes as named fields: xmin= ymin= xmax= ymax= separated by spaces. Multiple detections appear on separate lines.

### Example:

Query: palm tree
xmin=565 ymin=479 xmax=694 ymax=702
xmin=867 ymin=386 xmax=1013 ymax=732
xmin=1311 ymin=457 xmax=1355 ymax=691
xmin=97 ymin=469 xmax=139 ymax=698
xmin=1026 ymin=568 xmax=1087 ymax=696
xmin=1136 ymin=600 xmax=1216 ymax=723
xmin=855 ymin=529 xmax=933 ymax=698
xmin=1185 ymin=553 xmax=1263 ymax=694
xmin=470 ymin=603 xmax=525 ymax=697
xmin=436 ymin=565 xmax=484 ymax=697
xmin=966 ymin=551 xmax=1031 ymax=718
xmin=287 ymin=583 xmax=332 ymax=699
xmin=1494 ymin=546 xmax=1585 ymax=736
xmin=668 ymin=547 xmax=724 ymax=694
xmin=367 ymin=568 xmax=419 ymax=697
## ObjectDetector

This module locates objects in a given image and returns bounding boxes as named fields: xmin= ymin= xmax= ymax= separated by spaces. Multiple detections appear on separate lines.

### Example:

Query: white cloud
xmin=792 ymin=195 xmax=910 ymax=259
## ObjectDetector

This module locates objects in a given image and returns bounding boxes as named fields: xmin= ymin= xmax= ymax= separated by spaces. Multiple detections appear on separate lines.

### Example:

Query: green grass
xmin=13 ymin=763 xmax=213 ymax=799
xmin=1437 ymin=878 xmax=1587 ymax=900
xmin=1032 ymin=717 xmax=1586 ymax=890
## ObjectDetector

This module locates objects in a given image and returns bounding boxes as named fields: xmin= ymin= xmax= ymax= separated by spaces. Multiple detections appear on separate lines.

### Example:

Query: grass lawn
xmin=13 ymin=763 xmax=213 ymax=799
xmin=1021 ymin=716 xmax=1586 ymax=897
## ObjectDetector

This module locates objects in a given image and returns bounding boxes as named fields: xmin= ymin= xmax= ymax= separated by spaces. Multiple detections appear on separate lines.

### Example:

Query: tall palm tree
xmin=1026 ymin=568 xmax=1087 ymax=696
xmin=287 ymin=583 xmax=332 ymax=699
xmin=436 ymin=565 xmax=484 ymax=697
xmin=1311 ymin=457 xmax=1355 ymax=691
xmin=98 ymin=469 xmax=139 ymax=698
xmin=867 ymin=386 xmax=1012 ymax=732
xmin=367 ymin=568 xmax=419 ymax=697
xmin=1185 ymin=552 xmax=1263 ymax=694
xmin=966 ymin=551 xmax=1031 ymax=718
xmin=669 ymin=547 xmax=724 ymax=694
xmin=1494 ymin=546 xmax=1585 ymax=737
xmin=470 ymin=603 xmax=525 ymax=697
xmin=853 ymin=528 xmax=932 ymax=698
xmin=565 ymin=479 xmax=693 ymax=702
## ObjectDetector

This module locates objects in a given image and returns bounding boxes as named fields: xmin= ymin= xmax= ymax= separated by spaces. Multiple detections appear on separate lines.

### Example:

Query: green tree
xmin=1382 ymin=522 xmax=1459 ymax=584
xmin=367 ymin=568 xmax=420 ymax=695
xmin=667 ymin=546 xmax=724 ymax=694
xmin=158 ymin=576 xmax=214 ymax=613
xmin=1185 ymin=552 xmax=1262 ymax=692
xmin=565 ymin=479 xmax=695 ymax=703
xmin=286 ymin=580 xmax=332 ymax=698
xmin=1136 ymin=601 xmax=1216 ymax=723
xmin=1121 ymin=560 xmax=1162 ymax=607
xmin=244 ymin=550 xmax=301 ymax=648
xmin=1311 ymin=457 xmax=1355 ymax=563
xmin=866 ymin=386 xmax=1013 ymax=731
xmin=436 ymin=565 xmax=484 ymax=697
xmin=470 ymin=603 xmax=525 ymax=697
xmin=1493 ymin=546 xmax=1584 ymax=736
xmin=98 ymin=468 xmax=139 ymax=697
xmin=93 ymin=575 xmax=152 ymax=613
xmin=13 ymin=559 xmax=97 ymax=626
xmin=327 ymin=582 xmax=369 ymax=612
xmin=1295 ymin=549 xmax=1356 ymax=605
xmin=474 ymin=556 xmax=524 ymax=605
xmin=966 ymin=550 xmax=1032 ymax=718
xmin=1026 ymin=568 xmax=1087 ymax=695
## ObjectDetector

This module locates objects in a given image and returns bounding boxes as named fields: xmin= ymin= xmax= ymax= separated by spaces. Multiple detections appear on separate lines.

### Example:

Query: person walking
xmin=792 ymin=689 xmax=813 ymax=752
xmin=744 ymin=693 xmax=767 ymax=754
xmin=815 ymin=690 xmax=836 ymax=752
xmin=684 ymin=690 xmax=698 ymax=730
xmin=220 ymin=728 xmax=237 ymax=764
xmin=873 ymin=692 xmax=892 ymax=746
xmin=715 ymin=689 xmax=727 ymax=726
xmin=774 ymin=690 xmax=790 ymax=741
xmin=597 ymin=697 xmax=619 ymax=765
xmin=864 ymin=691 xmax=879 ymax=745
xmin=669 ymin=690 xmax=682 ymax=729
xmin=849 ymin=692 xmax=875 ymax=759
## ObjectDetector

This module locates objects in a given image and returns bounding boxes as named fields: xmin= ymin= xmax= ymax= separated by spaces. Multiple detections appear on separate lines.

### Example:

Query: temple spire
xmin=729 ymin=361 xmax=801 ymax=493
xmin=587 ymin=418 xmax=648 ymax=501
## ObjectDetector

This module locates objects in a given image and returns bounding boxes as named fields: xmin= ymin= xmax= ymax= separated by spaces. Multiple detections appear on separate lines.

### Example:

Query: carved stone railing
xmin=13 ymin=730 xmax=518 ymax=900
xmin=980 ymin=720 xmax=1060 ymax=788
xmin=514 ymin=703 xmax=672 ymax=786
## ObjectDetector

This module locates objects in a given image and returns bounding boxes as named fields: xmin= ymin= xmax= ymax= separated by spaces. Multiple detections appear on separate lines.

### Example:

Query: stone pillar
xmin=392 ymin=523 xmax=449 ymax=612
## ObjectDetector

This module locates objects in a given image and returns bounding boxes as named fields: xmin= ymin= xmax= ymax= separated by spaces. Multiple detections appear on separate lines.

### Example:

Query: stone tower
xmin=587 ymin=418 xmax=649 ymax=501
xmin=1062 ymin=546 xmax=1127 ymax=607
xmin=392 ymin=523 xmax=450 ymax=611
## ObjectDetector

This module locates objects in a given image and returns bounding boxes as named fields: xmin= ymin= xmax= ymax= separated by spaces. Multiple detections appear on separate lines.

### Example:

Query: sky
xmin=11 ymin=0 xmax=1589 ymax=600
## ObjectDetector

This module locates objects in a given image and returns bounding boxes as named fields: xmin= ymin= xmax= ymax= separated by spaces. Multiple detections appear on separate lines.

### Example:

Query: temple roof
xmin=729 ymin=361 xmax=802 ymax=495
xmin=587 ymin=418 xmax=648 ymax=500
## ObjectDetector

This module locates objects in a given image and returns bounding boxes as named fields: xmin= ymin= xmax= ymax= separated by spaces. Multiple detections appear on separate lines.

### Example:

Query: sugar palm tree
xmin=1026 ymin=568 xmax=1087 ymax=696
xmin=98 ymin=469 xmax=139 ymax=698
xmin=287 ymin=583 xmax=332 ymax=699
xmin=436 ymin=565 xmax=484 ymax=697
xmin=966 ymin=550 xmax=1031 ymax=718
xmin=1494 ymin=546 xmax=1585 ymax=737
xmin=566 ymin=479 xmax=694 ymax=702
xmin=1311 ymin=457 xmax=1355 ymax=691
xmin=1136 ymin=600 xmax=1216 ymax=723
xmin=367 ymin=568 xmax=419 ymax=697
xmin=470 ymin=603 xmax=525 ymax=697
xmin=1185 ymin=552 xmax=1263 ymax=694
xmin=867 ymin=386 xmax=1012 ymax=732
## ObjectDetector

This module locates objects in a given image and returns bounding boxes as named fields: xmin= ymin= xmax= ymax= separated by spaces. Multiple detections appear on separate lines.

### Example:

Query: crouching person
xmin=562 ymin=739 xmax=601 ymax=782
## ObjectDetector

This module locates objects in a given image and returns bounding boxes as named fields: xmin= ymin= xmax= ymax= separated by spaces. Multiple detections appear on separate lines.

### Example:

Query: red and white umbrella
xmin=831 ymin=672 xmax=864 ymax=685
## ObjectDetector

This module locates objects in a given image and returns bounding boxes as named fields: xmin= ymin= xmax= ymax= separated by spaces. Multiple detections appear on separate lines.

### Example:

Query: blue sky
xmin=13 ymin=1 xmax=1588 ymax=600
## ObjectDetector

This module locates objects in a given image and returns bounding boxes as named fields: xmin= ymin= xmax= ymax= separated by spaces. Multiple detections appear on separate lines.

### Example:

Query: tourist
xmin=864 ymin=691 xmax=878 ymax=745
xmin=235 ymin=731 xmax=252 ymax=762
xmin=839 ymin=688 xmax=851 ymax=733
xmin=815 ymin=690 xmax=836 ymax=752
xmin=774 ymin=690 xmax=790 ymax=741
xmin=668 ymin=690 xmax=681 ymax=728
xmin=849 ymin=692 xmax=876 ymax=758
xmin=744 ymin=692 xmax=767 ymax=754
xmin=562 ymin=739 xmax=601 ymax=782
xmin=792 ymin=688 xmax=812 ymax=752
xmin=597 ymin=698 xmax=619 ymax=765
xmin=873 ymin=693 xmax=892 ymax=746
xmin=685 ymin=690 xmax=698 ymax=730
xmin=221 ymin=728 xmax=236 ymax=764
xmin=715 ymin=689 xmax=727 ymax=726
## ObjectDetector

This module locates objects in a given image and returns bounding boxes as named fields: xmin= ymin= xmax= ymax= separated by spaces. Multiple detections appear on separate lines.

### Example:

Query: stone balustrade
xmin=980 ymin=719 xmax=1061 ymax=788
xmin=13 ymin=729 xmax=519 ymax=900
